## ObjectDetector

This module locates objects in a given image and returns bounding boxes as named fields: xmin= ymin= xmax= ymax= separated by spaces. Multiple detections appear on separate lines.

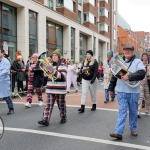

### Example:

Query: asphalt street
xmin=0 ymin=81 xmax=150 ymax=150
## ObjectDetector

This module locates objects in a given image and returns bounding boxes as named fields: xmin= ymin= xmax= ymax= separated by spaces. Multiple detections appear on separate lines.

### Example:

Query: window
xmin=47 ymin=0 xmax=53 ymax=9
xmin=99 ymin=8 xmax=108 ymax=18
xmin=47 ymin=21 xmax=63 ymax=56
xmin=78 ymin=11 xmax=81 ymax=24
xmin=78 ymin=0 xmax=82 ymax=5
xmin=57 ymin=0 xmax=64 ymax=6
xmin=114 ymin=29 xmax=116 ymax=40
xmin=83 ymin=12 xmax=95 ymax=24
xmin=29 ymin=10 xmax=38 ymax=55
xmin=71 ymin=27 xmax=75 ymax=60
xmin=99 ymin=23 xmax=109 ymax=32
xmin=89 ymin=0 xmax=96 ymax=6
xmin=73 ymin=1 xmax=76 ymax=12
xmin=93 ymin=37 xmax=96 ymax=55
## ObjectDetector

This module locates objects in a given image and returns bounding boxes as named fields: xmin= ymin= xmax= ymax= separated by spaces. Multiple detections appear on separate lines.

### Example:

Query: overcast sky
xmin=118 ymin=0 xmax=150 ymax=32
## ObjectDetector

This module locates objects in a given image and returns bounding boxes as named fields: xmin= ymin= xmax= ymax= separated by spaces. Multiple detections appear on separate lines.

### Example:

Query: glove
xmin=90 ymin=80 xmax=94 ymax=84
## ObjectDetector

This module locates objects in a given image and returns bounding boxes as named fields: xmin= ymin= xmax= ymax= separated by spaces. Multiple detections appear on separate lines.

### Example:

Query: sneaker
xmin=7 ymin=108 xmax=14 ymax=115
xmin=60 ymin=117 xmax=66 ymax=124
xmin=39 ymin=101 xmax=44 ymax=106
xmin=25 ymin=102 xmax=31 ymax=108
xmin=38 ymin=120 xmax=49 ymax=126
xmin=145 ymin=110 xmax=149 ymax=115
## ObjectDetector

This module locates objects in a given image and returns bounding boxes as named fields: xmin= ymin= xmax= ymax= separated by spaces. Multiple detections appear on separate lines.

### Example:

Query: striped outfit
xmin=42 ymin=61 xmax=67 ymax=123
xmin=26 ymin=63 xmax=43 ymax=103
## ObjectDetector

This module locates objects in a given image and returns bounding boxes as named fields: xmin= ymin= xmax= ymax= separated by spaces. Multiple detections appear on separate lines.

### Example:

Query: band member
xmin=0 ymin=49 xmax=14 ymax=115
xmin=109 ymin=45 xmax=146 ymax=140
xmin=67 ymin=59 xmax=78 ymax=93
xmin=78 ymin=50 xmax=98 ymax=113
xmin=138 ymin=52 xmax=150 ymax=118
xmin=103 ymin=51 xmax=115 ymax=103
xmin=24 ymin=53 xmax=44 ymax=108
xmin=38 ymin=49 xmax=67 ymax=126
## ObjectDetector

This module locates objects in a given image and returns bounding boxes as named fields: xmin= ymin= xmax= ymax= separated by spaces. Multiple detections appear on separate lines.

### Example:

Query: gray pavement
xmin=0 ymin=101 xmax=150 ymax=150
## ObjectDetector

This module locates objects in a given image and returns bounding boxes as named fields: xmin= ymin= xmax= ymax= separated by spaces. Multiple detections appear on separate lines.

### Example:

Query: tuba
xmin=111 ymin=53 xmax=140 ymax=88
xmin=38 ymin=52 xmax=57 ymax=82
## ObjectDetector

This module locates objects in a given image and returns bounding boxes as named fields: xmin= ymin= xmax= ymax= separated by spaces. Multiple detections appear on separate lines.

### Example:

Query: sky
xmin=118 ymin=0 xmax=150 ymax=32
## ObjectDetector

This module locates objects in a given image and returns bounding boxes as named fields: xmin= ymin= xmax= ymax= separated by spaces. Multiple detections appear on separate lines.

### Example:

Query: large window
xmin=80 ymin=33 xmax=87 ymax=62
xmin=78 ymin=0 xmax=82 ymax=5
xmin=71 ymin=27 xmax=75 ymax=60
xmin=29 ymin=10 xmax=38 ymax=56
xmin=47 ymin=21 xmax=63 ymax=56
xmin=0 ymin=3 xmax=17 ymax=61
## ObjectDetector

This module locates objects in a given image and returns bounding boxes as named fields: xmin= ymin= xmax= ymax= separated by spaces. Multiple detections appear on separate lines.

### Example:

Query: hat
xmin=107 ymin=50 xmax=113 ymax=57
xmin=70 ymin=59 xmax=74 ymax=63
xmin=52 ymin=49 xmax=62 ymax=57
xmin=123 ymin=45 xmax=134 ymax=51
xmin=32 ymin=53 xmax=39 ymax=58
xmin=18 ymin=50 xmax=22 ymax=52
xmin=86 ymin=50 xmax=93 ymax=56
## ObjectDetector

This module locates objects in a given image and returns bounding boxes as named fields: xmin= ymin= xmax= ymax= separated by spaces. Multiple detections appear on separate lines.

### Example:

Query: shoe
xmin=104 ymin=100 xmax=109 ymax=103
xmin=78 ymin=105 xmax=85 ymax=113
xmin=110 ymin=133 xmax=122 ymax=140
xmin=7 ymin=108 xmax=14 ymax=115
xmin=25 ymin=102 xmax=31 ymax=108
xmin=38 ymin=120 xmax=49 ymax=126
xmin=91 ymin=104 xmax=96 ymax=111
xmin=138 ymin=115 xmax=141 ymax=118
xmin=67 ymin=91 xmax=69 ymax=93
xmin=75 ymin=90 xmax=78 ymax=93
xmin=60 ymin=117 xmax=66 ymax=124
xmin=39 ymin=101 xmax=44 ymax=106
xmin=111 ymin=99 xmax=114 ymax=101
xmin=131 ymin=131 xmax=138 ymax=136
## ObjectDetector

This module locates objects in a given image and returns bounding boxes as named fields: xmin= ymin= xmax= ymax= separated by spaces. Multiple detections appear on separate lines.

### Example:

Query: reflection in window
xmin=29 ymin=10 xmax=38 ymax=56
xmin=78 ymin=0 xmax=82 ymax=5
xmin=57 ymin=0 xmax=64 ymax=6
xmin=80 ymin=33 xmax=87 ymax=62
xmin=47 ymin=21 xmax=63 ymax=56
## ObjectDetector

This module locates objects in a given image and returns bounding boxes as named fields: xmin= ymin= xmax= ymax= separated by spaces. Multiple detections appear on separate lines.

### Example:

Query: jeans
xmin=105 ymin=89 xmax=115 ymax=101
xmin=114 ymin=92 xmax=139 ymax=134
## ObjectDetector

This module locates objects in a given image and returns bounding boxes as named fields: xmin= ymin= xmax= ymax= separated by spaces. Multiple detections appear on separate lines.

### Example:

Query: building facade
xmin=0 ymin=0 xmax=118 ymax=63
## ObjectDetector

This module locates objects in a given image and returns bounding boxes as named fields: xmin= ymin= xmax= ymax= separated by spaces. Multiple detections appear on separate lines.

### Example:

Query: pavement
xmin=0 ymin=81 xmax=150 ymax=150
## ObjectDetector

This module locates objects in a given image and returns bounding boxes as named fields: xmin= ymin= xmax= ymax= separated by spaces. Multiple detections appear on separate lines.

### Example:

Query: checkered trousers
xmin=43 ymin=93 xmax=66 ymax=122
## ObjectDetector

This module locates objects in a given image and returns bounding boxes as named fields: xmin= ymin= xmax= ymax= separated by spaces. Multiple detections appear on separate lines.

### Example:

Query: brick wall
xmin=35 ymin=0 xmax=44 ymax=4
xmin=83 ymin=22 xmax=98 ymax=32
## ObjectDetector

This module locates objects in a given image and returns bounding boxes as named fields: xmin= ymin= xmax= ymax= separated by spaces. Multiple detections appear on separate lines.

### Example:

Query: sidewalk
xmin=12 ymin=90 xmax=119 ymax=110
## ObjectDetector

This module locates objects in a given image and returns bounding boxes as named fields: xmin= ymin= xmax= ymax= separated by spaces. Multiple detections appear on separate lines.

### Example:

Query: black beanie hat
xmin=86 ymin=50 xmax=93 ymax=56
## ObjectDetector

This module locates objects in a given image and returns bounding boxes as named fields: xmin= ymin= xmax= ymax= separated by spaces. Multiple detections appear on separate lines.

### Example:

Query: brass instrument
xmin=111 ymin=53 xmax=140 ymax=88
xmin=39 ymin=52 xmax=57 ymax=81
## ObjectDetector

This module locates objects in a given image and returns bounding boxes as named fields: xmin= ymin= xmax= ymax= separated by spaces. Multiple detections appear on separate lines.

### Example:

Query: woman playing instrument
xmin=25 ymin=53 xmax=44 ymax=108
xmin=109 ymin=45 xmax=146 ymax=140
xmin=38 ymin=49 xmax=67 ymax=126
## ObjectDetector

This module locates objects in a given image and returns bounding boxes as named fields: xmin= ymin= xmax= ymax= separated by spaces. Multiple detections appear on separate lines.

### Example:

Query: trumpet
xmin=111 ymin=54 xmax=140 ymax=88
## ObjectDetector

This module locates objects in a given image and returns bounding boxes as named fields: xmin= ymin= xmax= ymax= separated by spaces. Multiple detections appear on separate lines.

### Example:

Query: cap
xmin=123 ymin=45 xmax=134 ymax=51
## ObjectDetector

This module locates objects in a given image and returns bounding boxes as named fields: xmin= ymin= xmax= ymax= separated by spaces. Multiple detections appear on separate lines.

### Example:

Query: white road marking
xmin=5 ymin=127 xmax=150 ymax=150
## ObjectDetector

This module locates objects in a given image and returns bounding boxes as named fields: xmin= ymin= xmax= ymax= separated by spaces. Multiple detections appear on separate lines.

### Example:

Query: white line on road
xmin=5 ymin=127 xmax=150 ymax=150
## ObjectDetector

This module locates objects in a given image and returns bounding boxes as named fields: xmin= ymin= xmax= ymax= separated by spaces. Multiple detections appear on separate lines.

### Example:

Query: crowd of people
xmin=0 ymin=44 xmax=150 ymax=141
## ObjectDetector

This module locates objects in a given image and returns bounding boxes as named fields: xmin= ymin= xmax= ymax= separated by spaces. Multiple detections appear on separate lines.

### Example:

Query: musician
xmin=24 ymin=53 xmax=44 ymax=108
xmin=103 ymin=51 xmax=115 ymax=103
xmin=109 ymin=45 xmax=146 ymax=140
xmin=138 ymin=52 xmax=150 ymax=118
xmin=78 ymin=50 xmax=98 ymax=113
xmin=38 ymin=49 xmax=67 ymax=126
